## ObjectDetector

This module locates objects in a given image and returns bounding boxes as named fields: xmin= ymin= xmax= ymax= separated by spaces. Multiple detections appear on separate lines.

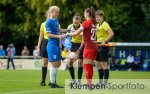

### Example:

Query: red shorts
xmin=83 ymin=48 xmax=98 ymax=60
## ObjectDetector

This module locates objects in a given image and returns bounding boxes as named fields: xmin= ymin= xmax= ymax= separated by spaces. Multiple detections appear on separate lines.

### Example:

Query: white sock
xmin=50 ymin=66 xmax=58 ymax=84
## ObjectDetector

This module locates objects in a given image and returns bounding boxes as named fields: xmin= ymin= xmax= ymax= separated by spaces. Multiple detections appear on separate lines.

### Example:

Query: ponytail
xmin=90 ymin=7 xmax=96 ymax=25
xmin=85 ymin=7 xmax=96 ymax=25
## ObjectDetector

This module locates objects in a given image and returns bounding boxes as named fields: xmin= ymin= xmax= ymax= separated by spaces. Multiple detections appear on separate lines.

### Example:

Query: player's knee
xmin=68 ymin=62 xmax=73 ymax=67
xmin=78 ymin=59 xmax=83 ymax=67
xmin=102 ymin=62 xmax=108 ymax=69
xmin=43 ymin=63 xmax=48 ymax=67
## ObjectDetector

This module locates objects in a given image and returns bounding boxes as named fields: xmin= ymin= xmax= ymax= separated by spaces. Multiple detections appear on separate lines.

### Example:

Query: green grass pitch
xmin=0 ymin=70 xmax=149 ymax=94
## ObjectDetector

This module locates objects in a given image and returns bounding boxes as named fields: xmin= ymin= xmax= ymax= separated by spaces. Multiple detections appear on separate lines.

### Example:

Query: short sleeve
xmin=81 ymin=21 xmax=88 ymax=29
xmin=103 ymin=22 xmax=110 ymax=31
xmin=67 ymin=24 xmax=73 ymax=29
xmin=40 ymin=23 xmax=44 ymax=32
xmin=46 ymin=20 xmax=51 ymax=33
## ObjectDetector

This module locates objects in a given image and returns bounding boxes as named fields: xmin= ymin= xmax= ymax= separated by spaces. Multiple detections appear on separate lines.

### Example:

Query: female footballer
xmin=67 ymin=13 xmax=84 ymax=85
xmin=46 ymin=6 xmax=69 ymax=88
xmin=67 ymin=7 xmax=98 ymax=88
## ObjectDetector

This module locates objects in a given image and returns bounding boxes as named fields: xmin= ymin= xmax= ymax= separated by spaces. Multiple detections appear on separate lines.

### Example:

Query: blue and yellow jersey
xmin=96 ymin=21 xmax=110 ymax=42
xmin=40 ymin=22 xmax=48 ymax=40
xmin=67 ymin=24 xmax=82 ymax=43
xmin=46 ymin=18 xmax=60 ymax=44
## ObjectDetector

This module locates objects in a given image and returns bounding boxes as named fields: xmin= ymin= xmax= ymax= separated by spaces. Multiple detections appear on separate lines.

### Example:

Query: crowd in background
xmin=0 ymin=44 xmax=39 ymax=58
xmin=0 ymin=44 xmax=149 ymax=71
xmin=109 ymin=51 xmax=145 ymax=71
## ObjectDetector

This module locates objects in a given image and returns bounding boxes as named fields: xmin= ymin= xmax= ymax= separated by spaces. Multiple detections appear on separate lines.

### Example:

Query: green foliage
xmin=0 ymin=0 xmax=150 ymax=54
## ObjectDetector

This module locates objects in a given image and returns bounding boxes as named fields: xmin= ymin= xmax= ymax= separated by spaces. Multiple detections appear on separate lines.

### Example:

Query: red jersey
xmin=81 ymin=20 xmax=98 ymax=49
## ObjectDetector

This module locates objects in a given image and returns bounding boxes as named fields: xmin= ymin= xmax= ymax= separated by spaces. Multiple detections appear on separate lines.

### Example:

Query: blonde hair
xmin=45 ymin=10 xmax=50 ymax=18
xmin=95 ymin=10 xmax=104 ymax=17
xmin=48 ymin=6 xmax=60 ymax=14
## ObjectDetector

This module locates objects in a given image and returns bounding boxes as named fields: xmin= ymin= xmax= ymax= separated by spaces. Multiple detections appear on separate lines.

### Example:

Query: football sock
xmin=104 ymin=69 xmax=109 ymax=84
xmin=69 ymin=67 xmax=75 ymax=80
xmin=50 ymin=66 xmax=58 ymax=84
xmin=78 ymin=67 xmax=83 ymax=82
xmin=42 ymin=67 xmax=47 ymax=83
xmin=84 ymin=64 xmax=93 ymax=85
xmin=98 ymin=69 xmax=104 ymax=83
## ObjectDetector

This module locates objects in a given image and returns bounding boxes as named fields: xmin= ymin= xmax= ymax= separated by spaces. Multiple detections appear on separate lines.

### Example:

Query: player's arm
xmin=59 ymin=28 xmax=70 ymax=33
xmin=100 ymin=27 xmax=114 ymax=46
xmin=47 ymin=32 xmax=64 ymax=40
xmin=105 ymin=28 xmax=114 ymax=43
xmin=46 ymin=21 xmax=65 ymax=39
xmin=79 ymin=38 xmax=84 ymax=51
xmin=67 ymin=26 xmax=83 ymax=36
xmin=58 ymin=24 xmax=70 ymax=33
xmin=37 ymin=28 xmax=44 ymax=54
xmin=76 ymin=38 xmax=84 ymax=55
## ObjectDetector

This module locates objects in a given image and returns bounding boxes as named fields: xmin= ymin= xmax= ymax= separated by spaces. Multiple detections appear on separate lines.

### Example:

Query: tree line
xmin=0 ymin=0 xmax=150 ymax=54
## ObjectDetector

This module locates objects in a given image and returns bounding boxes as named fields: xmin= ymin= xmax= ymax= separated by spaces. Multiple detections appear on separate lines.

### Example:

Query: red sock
xmin=90 ymin=64 xmax=93 ymax=79
xmin=84 ymin=64 xmax=93 ymax=85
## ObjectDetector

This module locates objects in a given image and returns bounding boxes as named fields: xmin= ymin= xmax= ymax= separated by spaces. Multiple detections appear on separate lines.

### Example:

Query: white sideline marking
xmin=0 ymin=79 xmax=38 ymax=82
xmin=0 ymin=89 xmax=58 ymax=94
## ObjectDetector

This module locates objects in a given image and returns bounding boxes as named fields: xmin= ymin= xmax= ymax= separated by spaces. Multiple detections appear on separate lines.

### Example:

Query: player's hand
xmin=66 ymin=33 xmax=70 ymax=36
xmin=37 ymin=47 xmax=40 ymax=55
xmin=100 ymin=42 xmax=106 ymax=46
xmin=72 ymin=30 xmax=76 ymax=32
xmin=59 ymin=35 xmax=65 ymax=40
xmin=75 ymin=50 xmax=80 ymax=55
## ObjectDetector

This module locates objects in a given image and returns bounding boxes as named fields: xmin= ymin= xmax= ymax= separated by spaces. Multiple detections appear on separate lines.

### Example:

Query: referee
xmin=95 ymin=10 xmax=114 ymax=85
xmin=37 ymin=10 xmax=49 ymax=86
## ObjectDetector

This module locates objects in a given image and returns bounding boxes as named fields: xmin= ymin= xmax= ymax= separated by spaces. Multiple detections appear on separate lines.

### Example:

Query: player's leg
xmin=68 ymin=43 xmax=80 ymax=84
xmin=77 ymin=47 xmax=84 ymax=84
xmin=101 ymin=46 xmax=109 ymax=85
xmin=77 ymin=59 xmax=83 ymax=83
xmin=40 ymin=58 xmax=48 ymax=86
xmin=84 ymin=58 xmax=94 ymax=86
xmin=83 ymin=49 xmax=98 ymax=87
xmin=96 ymin=61 xmax=104 ymax=84
xmin=68 ymin=56 xmax=75 ymax=83
xmin=96 ymin=47 xmax=104 ymax=84
xmin=101 ymin=62 xmax=109 ymax=84
xmin=11 ymin=58 xmax=15 ymax=69
xmin=40 ymin=39 xmax=48 ymax=86
xmin=50 ymin=60 xmax=62 ymax=88
xmin=47 ymin=44 xmax=63 ymax=88
xmin=7 ymin=58 xmax=10 ymax=69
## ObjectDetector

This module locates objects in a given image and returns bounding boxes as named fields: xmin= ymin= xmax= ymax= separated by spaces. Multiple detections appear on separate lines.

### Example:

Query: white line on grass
xmin=0 ymin=79 xmax=38 ymax=82
xmin=0 ymin=89 xmax=59 ymax=94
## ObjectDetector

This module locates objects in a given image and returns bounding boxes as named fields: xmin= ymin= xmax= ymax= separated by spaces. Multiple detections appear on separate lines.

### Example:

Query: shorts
xmin=47 ymin=43 xmax=61 ymax=62
xmin=70 ymin=42 xmax=83 ymax=59
xmin=96 ymin=46 xmax=109 ymax=61
xmin=83 ymin=48 xmax=98 ymax=60
xmin=70 ymin=43 xmax=80 ymax=52
xmin=40 ymin=39 xmax=48 ymax=58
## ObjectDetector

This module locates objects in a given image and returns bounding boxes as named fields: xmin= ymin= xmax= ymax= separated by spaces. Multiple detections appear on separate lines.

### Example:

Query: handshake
xmin=59 ymin=29 xmax=76 ymax=40
xmin=59 ymin=33 xmax=70 ymax=40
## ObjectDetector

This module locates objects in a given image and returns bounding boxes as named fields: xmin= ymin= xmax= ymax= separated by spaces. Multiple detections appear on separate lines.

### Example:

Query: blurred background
xmin=0 ymin=0 xmax=150 ymax=55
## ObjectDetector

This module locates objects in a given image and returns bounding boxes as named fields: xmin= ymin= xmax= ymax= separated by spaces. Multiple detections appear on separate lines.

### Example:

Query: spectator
xmin=33 ymin=45 xmax=39 ymax=58
xmin=21 ymin=45 xmax=30 ymax=56
xmin=134 ymin=51 xmax=141 ymax=71
xmin=6 ymin=44 xmax=16 ymax=69
xmin=127 ymin=52 xmax=134 ymax=71
xmin=0 ymin=45 xmax=6 ymax=58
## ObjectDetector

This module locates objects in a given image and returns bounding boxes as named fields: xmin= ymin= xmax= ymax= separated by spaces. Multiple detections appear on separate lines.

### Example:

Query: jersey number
xmin=90 ymin=27 xmax=96 ymax=41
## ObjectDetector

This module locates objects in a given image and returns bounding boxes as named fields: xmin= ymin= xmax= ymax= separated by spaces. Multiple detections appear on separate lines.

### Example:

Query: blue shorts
xmin=47 ymin=43 xmax=61 ymax=62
